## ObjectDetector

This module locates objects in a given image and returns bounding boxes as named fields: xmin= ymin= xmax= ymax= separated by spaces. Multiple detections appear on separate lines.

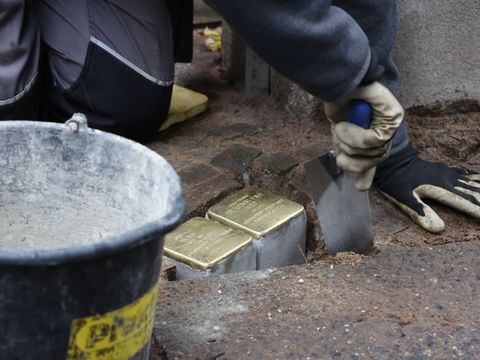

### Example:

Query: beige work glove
xmin=324 ymin=81 xmax=405 ymax=190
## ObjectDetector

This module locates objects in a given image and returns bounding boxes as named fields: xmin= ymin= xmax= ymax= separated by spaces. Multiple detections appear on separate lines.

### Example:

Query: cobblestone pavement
xmin=149 ymin=32 xmax=480 ymax=359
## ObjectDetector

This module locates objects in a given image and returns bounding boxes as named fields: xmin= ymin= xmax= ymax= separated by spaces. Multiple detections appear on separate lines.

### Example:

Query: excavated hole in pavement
xmin=162 ymin=187 xmax=311 ymax=281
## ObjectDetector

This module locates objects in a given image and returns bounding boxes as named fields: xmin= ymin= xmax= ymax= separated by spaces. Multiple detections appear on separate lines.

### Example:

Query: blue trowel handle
xmin=348 ymin=100 xmax=373 ymax=129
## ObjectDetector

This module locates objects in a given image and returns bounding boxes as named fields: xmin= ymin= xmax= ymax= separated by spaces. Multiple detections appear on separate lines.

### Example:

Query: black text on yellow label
xmin=67 ymin=285 xmax=158 ymax=360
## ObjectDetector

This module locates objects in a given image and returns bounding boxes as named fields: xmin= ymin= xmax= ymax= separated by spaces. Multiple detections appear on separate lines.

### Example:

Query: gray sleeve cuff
xmin=359 ymin=48 xmax=386 ymax=86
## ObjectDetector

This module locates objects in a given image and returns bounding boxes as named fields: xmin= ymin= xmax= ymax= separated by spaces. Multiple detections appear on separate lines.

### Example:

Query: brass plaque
xmin=207 ymin=187 xmax=305 ymax=238
xmin=164 ymin=218 xmax=253 ymax=270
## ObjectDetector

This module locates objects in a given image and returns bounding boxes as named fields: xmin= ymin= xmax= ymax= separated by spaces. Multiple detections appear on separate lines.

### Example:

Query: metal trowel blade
xmin=304 ymin=151 xmax=374 ymax=255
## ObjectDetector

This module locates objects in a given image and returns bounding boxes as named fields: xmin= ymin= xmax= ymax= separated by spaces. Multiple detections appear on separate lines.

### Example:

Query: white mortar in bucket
xmin=0 ymin=115 xmax=185 ymax=252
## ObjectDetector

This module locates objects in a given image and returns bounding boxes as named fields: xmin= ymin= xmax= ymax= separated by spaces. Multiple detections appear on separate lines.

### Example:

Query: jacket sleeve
xmin=204 ymin=0 xmax=372 ymax=101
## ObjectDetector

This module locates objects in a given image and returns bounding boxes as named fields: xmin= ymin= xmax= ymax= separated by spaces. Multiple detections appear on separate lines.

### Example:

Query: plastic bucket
xmin=0 ymin=116 xmax=186 ymax=360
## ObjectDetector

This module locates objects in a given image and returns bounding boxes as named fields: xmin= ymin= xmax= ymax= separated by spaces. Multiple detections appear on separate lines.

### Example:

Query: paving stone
xmin=259 ymin=152 xmax=298 ymax=175
xmin=154 ymin=242 xmax=480 ymax=359
xmin=209 ymin=122 xmax=260 ymax=139
xmin=288 ymin=171 xmax=313 ymax=205
xmin=168 ymin=159 xmax=192 ymax=171
xmin=184 ymin=174 xmax=242 ymax=217
xmin=178 ymin=163 xmax=218 ymax=186
xmin=147 ymin=141 xmax=172 ymax=157
xmin=298 ymin=143 xmax=329 ymax=161
xmin=210 ymin=144 xmax=262 ymax=174
xmin=186 ymin=147 xmax=218 ymax=160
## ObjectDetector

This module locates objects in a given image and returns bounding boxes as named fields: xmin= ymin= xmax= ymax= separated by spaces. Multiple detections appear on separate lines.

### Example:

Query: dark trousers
xmin=0 ymin=0 xmax=191 ymax=140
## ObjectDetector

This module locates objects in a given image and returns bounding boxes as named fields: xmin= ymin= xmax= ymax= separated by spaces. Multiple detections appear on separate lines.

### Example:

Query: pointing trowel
xmin=305 ymin=100 xmax=374 ymax=255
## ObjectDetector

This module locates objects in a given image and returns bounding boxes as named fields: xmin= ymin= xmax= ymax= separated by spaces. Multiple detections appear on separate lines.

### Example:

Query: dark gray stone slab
xmin=259 ymin=152 xmax=298 ymax=175
xmin=183 ymin=174 xmax=242 ymax=218
xmin=298 ymin=143 xmax=330 ymax=161
xmin=147 ymin=141 xmax=172 ymax=157
xmin=178 ymin=163 xmax=218 ymax=186
xmin=167 ymin=159 xmax=192 ymax=171
xmin=210 ymin=144 xmax=262 ymax=174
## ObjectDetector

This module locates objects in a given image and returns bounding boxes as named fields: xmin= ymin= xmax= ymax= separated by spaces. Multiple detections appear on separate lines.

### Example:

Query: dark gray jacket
xmin=205 ymin=0 xmax=399 ymax=101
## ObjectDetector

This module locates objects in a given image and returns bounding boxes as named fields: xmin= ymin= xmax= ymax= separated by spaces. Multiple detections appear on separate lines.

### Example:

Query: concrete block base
xmin=164 ymin=242 xmax=256 ymax=280
xmin=254 ymin=213 xmax=307 ymax=270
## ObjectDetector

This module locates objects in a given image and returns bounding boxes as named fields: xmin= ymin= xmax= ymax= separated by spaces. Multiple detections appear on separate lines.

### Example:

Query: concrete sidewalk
xmin=154 ymin=242 xmax=479 ymax=359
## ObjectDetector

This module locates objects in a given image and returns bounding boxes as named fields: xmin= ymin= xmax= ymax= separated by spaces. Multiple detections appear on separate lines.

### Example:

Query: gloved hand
xmin=374 ymin=143 xmax=480 ymax=233
xmin=324 ymin=81 xmax=405 ymax=190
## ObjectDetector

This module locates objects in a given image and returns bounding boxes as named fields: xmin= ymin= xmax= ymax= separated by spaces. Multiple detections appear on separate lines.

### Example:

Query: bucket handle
xmin=65 ymin=113 xmax=88 ymax=133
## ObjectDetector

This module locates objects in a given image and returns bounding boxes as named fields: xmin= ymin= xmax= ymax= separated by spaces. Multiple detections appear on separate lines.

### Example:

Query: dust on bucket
xmin=0 ymin=115 xmax=186 ymax=360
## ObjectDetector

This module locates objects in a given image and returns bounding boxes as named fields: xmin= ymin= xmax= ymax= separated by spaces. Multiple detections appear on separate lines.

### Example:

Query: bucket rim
xmin=0 ymin=120 xmax=186 ymax=266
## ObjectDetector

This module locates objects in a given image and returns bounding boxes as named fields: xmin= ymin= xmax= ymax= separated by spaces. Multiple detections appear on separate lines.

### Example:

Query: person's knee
xmin=44 ymin=38 xmax=173 ymax=140
xmin=37 ymin=0 xmax=174 ymax=138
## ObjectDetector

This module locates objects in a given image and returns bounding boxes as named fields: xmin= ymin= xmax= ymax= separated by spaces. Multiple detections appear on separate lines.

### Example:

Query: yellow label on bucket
xmin=66 ymin=285 xmax=158 ymax=360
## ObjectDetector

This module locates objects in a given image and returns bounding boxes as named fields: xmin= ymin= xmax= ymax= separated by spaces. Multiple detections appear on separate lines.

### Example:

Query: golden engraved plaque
xmin=207 ymin=187 xmax=305 ymax=238
xmin=164 ymin=217 xmax=253 ymax=270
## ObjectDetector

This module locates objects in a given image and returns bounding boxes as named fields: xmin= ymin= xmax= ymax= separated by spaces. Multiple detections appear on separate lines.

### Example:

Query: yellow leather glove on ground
xmin=324 ymin=81 xmax=405 ymax=190
xmin=160 ymin=85 xmax=209 ymax=131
